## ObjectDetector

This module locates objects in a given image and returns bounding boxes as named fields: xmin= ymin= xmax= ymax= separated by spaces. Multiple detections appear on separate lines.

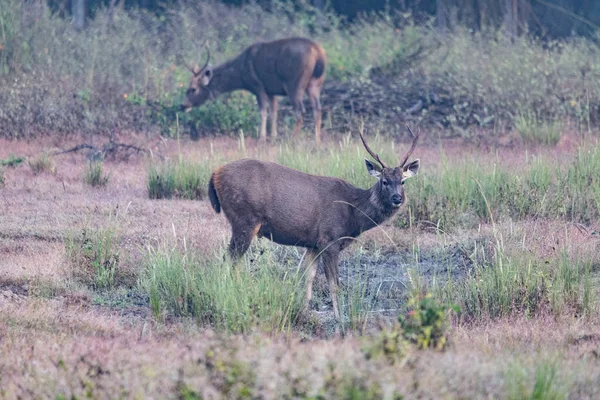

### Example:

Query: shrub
xmin=399 ymin=293 xmax=457 ymax=350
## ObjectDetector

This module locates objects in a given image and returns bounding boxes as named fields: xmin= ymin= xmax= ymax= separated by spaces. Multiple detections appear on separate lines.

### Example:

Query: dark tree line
xmin=54 ymin=0 xmax=600 ymax=38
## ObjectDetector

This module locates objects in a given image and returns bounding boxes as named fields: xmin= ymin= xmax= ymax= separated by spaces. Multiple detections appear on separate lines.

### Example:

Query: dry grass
xmin=1 ymin=134 xmax=600 ymax=398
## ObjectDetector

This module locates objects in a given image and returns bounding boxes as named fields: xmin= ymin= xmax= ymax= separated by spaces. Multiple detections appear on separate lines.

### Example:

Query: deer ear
xmin=402 ymin=159 xmax=420 ymax=181
xmin=365 ymin=159 xmax=382 ymax=178
xmin=201 ymin=67 xmax=213 ymax=85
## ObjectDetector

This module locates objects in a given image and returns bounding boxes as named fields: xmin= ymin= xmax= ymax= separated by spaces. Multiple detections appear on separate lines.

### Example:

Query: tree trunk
xmin=436 ymin=0 xmax=450 ymax=33
xmin=72 ymin=0 xmax=87 ymax=31
xmin=503 ymin=0 xmax=517 ymax=39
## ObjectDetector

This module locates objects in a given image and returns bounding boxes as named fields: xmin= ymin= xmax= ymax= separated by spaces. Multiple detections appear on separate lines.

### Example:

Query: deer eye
xmin=382 ymin=179 xmax=388 ymax=186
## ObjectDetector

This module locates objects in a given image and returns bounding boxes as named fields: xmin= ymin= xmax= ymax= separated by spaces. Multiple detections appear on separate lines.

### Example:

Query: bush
xmin=399 ymin=293 xmax=457 ymax=350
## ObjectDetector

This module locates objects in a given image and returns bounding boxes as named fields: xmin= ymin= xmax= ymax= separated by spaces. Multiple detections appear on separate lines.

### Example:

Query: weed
xmin=0 ymin=154 xmax=24 ymax=167
xmin=84 ymin=161 xmax=110 ymax=187
xmin=398 ymin=293 xmax=457 ymax=350
xmin=65 ymin=227 xmax=121 ymax=290
xmin=28 ymin=152 xmax=55 ymax=175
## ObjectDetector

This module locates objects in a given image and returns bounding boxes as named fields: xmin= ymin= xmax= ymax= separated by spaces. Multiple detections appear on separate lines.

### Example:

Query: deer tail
xmin=313 ymin=57 xmax=325 ymax=79
xmin=208 ymin=173 xmax=221 ymax=213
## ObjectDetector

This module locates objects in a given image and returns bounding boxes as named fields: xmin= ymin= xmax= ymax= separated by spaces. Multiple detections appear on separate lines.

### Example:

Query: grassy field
xmin=1 ymin=129 xmax=600 ymax=398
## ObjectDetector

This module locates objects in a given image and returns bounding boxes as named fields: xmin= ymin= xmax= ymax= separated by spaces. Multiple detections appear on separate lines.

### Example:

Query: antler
xmin=199 ymin=40 xmax=210 ymax=72
xmin=399 ymin=125 xmax=420 ymax=167
xmin=177 ymin=53 xmax=196 ymax=74
xmin=359 ymin=128 xmax=388 ymax=169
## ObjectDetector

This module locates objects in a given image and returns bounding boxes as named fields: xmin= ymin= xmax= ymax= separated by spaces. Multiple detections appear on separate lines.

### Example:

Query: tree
xmin=72 ymin=0 xmax=87 ymax=30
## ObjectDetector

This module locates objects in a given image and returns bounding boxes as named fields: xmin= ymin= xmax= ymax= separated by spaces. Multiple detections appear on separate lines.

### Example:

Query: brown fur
xmin=181 ymin=37 xmax=327 ymax=144
xmin=207 ymin=135 xmax=420 ymax=321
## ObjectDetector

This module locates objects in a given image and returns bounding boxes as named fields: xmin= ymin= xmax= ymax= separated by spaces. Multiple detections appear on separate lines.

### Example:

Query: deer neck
xmin=208 ymin=57 xmax=246 ymax=96
xmin=353 ymin=185 xmax=397 ymax=232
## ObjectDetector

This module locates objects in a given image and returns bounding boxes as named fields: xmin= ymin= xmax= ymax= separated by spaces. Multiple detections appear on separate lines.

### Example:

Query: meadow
xmin=1 ymin=0 xmax=600 ymax=398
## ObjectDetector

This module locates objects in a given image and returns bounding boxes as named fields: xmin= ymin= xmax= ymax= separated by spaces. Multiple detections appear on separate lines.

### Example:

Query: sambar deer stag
xmin=181 ymin=37 xmax=327 ymax=144
xmin=207 ymin=127 xmax=421 ymax=321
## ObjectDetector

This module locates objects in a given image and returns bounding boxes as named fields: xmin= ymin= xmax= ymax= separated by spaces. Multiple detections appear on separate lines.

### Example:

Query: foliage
xmin=0 ymin=154 xmax=24 ymax=167
xmin=398 ymin=293 xmax=457 ymax=350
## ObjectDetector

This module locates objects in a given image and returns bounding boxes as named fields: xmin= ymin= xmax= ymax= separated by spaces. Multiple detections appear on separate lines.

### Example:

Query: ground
xmin=1 ymin=133 xmax=600 ymax=399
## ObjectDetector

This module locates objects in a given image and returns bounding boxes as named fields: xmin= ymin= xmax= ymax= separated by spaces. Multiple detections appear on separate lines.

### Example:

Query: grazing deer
xmin=181 ymin=37 xmax=327 ymax=144
xmin=207 ymin=127 xmax=420 ymax=321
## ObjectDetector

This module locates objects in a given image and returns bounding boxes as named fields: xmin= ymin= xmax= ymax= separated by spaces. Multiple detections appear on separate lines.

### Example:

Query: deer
xmin=181 ymin=37 xmax=327 ymax=145
xmin=207 ymin=126 xmax=420 ymax=321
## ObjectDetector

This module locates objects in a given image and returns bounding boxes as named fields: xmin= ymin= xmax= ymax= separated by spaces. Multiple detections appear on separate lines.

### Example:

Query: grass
xmin=83 ymin=160 xmax=110 ymax=187
xmin=141 ymin=244 xmax=306 ymax=333
xmin=28 ymin=151 xmax=55 ymax=175
xmin=2 ymin=134 xmax=600 ymax=398
xmin=64 ymin=226 xmax=121 ymax=290
xmin=506 ymin=360 xmax=568 ymax=400
xmin=514 ymin=112 xmax=563 ymax=146
xmin=147 ymin=159 xmax=212 ymax=200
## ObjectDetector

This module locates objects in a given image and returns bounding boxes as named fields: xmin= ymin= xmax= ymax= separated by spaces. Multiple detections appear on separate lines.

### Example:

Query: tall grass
xmin=430 ymin=234 xmax=595 ymax=321
xmin=147 ymin=159 xmax=212 ymax=200
xmin=407 ymin=145 xmax=600 ymax=229
xmin=140 ymin=245 xmax=306 ymax=333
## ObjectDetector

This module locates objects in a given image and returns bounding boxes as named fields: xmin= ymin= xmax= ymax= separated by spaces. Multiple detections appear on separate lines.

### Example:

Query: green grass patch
xmin=140 ymin=245 xmax=306 ymax=334
xmin=430 ymin=237 xmax=595 ymax=321
xmin=514 ymin=112 xmax=563 ymax=146
xmin=506 ymin=360 xmax=569 ymax=400
xmin=65 ymin=226 xmax=121 ymax=290
xmin=83 ymin=160 xmax=110 ymax=187
xmin=147 ymin=159 xmax=211 ymax=200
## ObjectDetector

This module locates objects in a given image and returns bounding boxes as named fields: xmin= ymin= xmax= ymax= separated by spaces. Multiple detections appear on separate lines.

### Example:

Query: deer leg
xmin=229 ymin=222 xmax=261 ymax=261
xmin=268 ymin=95 xmax=278 ymax=139
xmin=256 ymin=93 xmax=268 ymax=142
xmin=291 ymin=95 xmax=306 ymax=139
xmin=321 ymin=249 xmax=341 ymax=321
xmin=308 ymin=85 xmax=323 ymax=146
xmin=303 ymin=249 xmax=320 ymax=308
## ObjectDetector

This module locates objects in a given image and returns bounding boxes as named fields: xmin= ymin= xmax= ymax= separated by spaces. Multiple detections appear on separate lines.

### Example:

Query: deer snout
xmin=391 ymin=194 xmax=403 ymax=207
